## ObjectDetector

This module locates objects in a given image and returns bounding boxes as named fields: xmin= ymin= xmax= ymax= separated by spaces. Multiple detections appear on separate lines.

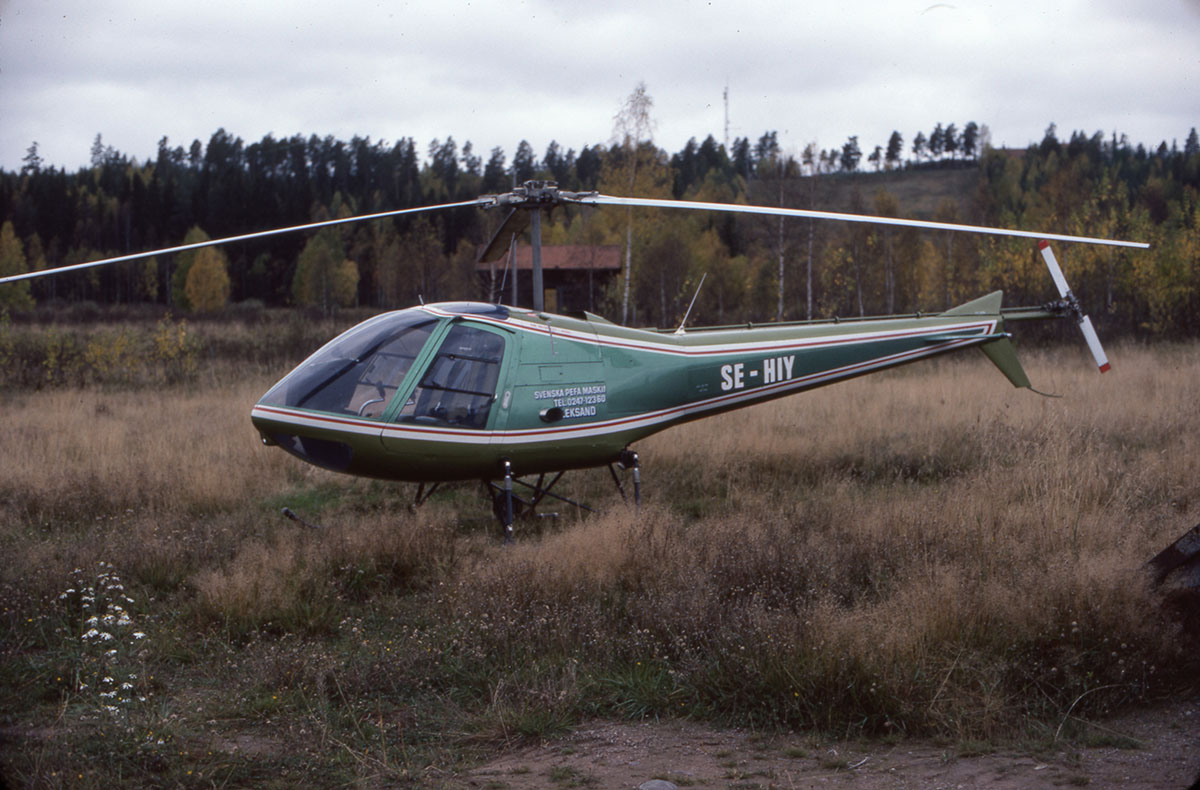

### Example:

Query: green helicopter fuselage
xmin=250 ymin=294 xmax=1023 ymax=483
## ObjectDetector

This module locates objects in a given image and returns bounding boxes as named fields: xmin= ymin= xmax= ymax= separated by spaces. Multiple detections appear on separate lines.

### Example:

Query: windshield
xmin=259 ymin=309 xmax=438 ymax=418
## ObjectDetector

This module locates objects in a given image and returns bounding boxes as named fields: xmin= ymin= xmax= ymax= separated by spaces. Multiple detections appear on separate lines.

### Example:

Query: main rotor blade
xmin=0 ymin=198 xmax=488 ymax=285
xmin=570 ymin=194 xmax=1150 ymax=250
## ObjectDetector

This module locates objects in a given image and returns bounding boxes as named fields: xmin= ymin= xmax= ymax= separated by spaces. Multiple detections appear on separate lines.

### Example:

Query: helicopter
xmin=0 ymin=181 xmax=1149 ymax=539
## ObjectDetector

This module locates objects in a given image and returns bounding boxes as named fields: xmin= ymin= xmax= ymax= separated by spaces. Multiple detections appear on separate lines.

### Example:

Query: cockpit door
xmin=382 ymin=321 xmax=514 ymax=444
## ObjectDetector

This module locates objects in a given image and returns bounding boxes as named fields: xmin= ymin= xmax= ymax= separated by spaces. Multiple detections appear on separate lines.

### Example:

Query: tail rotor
xmin=1038 ymin=241 xmax=1111 ymax=373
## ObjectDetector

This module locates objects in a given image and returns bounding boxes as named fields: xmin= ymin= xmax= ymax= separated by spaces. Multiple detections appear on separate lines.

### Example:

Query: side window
xmin=398 ymin=325 xmax=505 ymax=429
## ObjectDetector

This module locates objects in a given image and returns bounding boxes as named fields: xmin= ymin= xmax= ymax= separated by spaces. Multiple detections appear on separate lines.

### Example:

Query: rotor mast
xmin=478 ymin=181 xmax=597 ymax=312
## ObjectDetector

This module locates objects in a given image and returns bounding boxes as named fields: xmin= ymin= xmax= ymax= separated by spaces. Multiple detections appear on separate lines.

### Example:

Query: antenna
xmin=723 ymin=82 xmax=730 ymax=151
xmin=675 ymin=273 xmax=707 ymax=334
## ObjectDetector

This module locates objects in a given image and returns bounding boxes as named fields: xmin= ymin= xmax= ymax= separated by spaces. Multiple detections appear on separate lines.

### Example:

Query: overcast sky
xmin=2 ymin=0 xmax=1198 ymax=174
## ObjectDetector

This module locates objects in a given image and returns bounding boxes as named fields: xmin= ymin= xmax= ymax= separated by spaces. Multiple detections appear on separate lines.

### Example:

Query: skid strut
xmin=411 ymin=482 xmax=443 ymax=511
xmin=484 ymin=465 xmax=597 ymax=541
xmin=608 ymin=449 xmax=641 ymax=508
xmin=501 ymin=460 xmax=515 ymax=543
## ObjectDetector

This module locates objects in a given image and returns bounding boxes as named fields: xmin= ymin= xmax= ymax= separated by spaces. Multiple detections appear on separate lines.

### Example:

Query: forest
xmin=1 ymin=119 xmax=1198 ymax=335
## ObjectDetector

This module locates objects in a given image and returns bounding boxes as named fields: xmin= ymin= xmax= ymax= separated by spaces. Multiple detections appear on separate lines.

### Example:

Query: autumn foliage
xmin=2 ymin=124 xmax=1197 ymax=334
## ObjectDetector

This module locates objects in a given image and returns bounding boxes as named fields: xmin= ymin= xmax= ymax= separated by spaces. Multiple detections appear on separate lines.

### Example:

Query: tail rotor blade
xmin=1038 ymin=241 xmax=1072 ymax=298
xmin=1078 ymin=315 xmax=1111 ymax=373
xmin=1038 ymin=241 xmax=1110 ymax=374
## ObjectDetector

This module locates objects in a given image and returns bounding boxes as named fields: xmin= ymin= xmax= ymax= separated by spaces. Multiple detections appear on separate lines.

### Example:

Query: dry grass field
xmin=1 ymin=327 xmax=1198 ymax=788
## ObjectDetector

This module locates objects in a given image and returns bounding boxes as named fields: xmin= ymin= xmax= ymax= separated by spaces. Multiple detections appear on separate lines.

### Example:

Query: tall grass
xmin=0 ymin=379 xmax=291 ymax=521
xmin=1 ymin=338 xmax=1196 ymax=786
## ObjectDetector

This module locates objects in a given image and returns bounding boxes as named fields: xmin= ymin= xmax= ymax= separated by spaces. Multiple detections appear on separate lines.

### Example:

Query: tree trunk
xmin=622 ymin=209 xmax=633 ymax=324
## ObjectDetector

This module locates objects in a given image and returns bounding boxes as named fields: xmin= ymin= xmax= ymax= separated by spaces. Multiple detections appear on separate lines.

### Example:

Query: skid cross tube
xmin=512 ymin=474 xmax=594 ymax=514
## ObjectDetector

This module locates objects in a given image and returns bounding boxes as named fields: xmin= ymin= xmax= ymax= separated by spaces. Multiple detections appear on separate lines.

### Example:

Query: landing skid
xmin=407 ymin=450 xmax=644 ymax=541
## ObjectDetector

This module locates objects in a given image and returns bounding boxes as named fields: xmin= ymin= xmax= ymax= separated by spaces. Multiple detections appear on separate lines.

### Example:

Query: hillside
xmin=752 ymin=164 xmax=981 ymax=220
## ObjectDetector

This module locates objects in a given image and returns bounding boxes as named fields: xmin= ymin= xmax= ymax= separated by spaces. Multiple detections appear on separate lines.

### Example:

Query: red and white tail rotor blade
xmin=1038 ymin=240 xmax=1073 ymax=299
xmin=1077 ymin=315 xmax=1111 ymax=374
xmin=1038 ymin=241 xmax=1110 ymax=373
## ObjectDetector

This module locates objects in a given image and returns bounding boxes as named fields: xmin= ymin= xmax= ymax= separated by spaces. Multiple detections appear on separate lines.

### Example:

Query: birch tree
xmin=612 ymin=82 xmax=656 ymax=324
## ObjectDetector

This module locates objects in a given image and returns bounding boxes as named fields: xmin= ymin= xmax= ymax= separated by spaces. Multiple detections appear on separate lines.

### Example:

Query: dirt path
xmin=453 ymin=698 xmax=1200 ymax=789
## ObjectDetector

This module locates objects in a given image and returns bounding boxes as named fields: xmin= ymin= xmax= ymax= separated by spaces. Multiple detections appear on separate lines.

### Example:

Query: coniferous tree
xmin=929 ymin=123 xmax=945 ymax=160
xmin=943 ymin=123 xmax=959 ymax=160
xmin=840 ymin=136 xmax=862 ymax=172
xmin=885 ymin=131 xmax=904 ymax=170
xmin=482 ymin=147 xmax=507 ymax=192
xmin=575 ymin=145 xmax=603 ymax=190
xmin=1040 ymin=123 xmax=1061 ymax=155
xmin=731 ymin=137 xmax=752 ymax=180
xmin=511 ymin=141 xmax=537 ymax=184
xmin=912 ymin=131 xmax=927 ymax=163
xmin=961 ymin=122 xmax=980 ymax=160
xmin=20 ymin=142 xmax=42 ymax=176
xmin=460 ymin=141 xmax=481 ymax=178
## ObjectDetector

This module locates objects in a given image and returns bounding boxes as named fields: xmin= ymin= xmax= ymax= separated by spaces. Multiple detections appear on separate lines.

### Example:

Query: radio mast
xmin=723 ymin=82 xmax=730 ymax=150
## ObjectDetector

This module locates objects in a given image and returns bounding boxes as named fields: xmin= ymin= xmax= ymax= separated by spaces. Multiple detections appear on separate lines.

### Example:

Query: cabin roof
xmin=474 ymin=245 xmax=621 ymax=272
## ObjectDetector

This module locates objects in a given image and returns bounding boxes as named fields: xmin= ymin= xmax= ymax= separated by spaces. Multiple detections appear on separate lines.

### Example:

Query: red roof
xmin=475 ymin=245 xmax=621 ymax=272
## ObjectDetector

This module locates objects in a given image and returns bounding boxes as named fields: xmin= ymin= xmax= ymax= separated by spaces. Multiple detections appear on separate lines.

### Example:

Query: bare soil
xmin=453 ymin=698 xmax=1200 ymax=790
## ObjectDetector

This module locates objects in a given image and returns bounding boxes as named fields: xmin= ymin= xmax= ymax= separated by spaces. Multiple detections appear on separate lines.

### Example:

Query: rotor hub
xmin=481 ymin=180 xmax=597 ymax=210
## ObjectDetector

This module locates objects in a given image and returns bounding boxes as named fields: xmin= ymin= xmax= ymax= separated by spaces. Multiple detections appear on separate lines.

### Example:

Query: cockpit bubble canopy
xmin=259 ymin=308 xmax=438 ymax=419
